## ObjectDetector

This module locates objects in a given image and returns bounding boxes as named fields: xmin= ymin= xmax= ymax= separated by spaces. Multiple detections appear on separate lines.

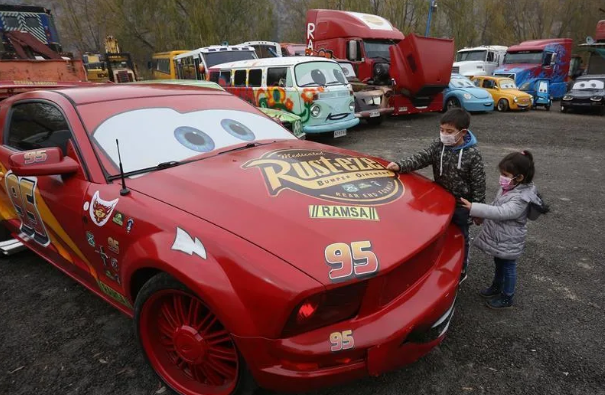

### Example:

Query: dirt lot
xmin=1 ymin=102 xmax=604 ymax=395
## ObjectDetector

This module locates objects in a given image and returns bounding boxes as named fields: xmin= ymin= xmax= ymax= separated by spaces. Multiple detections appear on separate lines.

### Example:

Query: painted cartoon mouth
xmin=326 ymin=113 xmax=349 ymax=121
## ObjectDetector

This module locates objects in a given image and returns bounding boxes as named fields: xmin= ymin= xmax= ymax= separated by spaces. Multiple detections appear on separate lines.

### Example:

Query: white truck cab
xmin=237 ymin=41 xmax=282 ymax=58
xmin=453 ymin=45 xmax=508 ymax=77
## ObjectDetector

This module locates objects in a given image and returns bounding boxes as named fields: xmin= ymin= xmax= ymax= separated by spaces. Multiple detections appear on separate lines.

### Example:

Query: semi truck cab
xmin=306 ymin=9 xmax=454 ymax=116
xmin=453 ymin=45 xmax=508 ymax=77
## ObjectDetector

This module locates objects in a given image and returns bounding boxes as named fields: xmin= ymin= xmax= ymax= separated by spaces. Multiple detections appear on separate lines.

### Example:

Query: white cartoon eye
xmin=221 ymin=119 xmax=255 ymax=141
xmin=174 ymin=126 xmax=215 ymax=152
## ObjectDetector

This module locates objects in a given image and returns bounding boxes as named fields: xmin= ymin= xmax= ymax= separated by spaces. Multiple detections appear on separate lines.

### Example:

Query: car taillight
xmin=282 ymin=281 xmax=366 ymax=338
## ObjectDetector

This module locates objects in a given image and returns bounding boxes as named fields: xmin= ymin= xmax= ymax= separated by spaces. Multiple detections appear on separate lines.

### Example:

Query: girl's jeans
xmin=493 ymin=257 xmax=517 ymax=296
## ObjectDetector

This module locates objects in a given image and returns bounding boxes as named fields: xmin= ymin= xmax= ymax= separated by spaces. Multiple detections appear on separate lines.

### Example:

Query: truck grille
xmin=378 ymin=234 xmax=446 ymax=306
xmin=452 ymin=66 xmax=460 ymax=74
xmin=116 ymin=71 xmax=134 ymax=83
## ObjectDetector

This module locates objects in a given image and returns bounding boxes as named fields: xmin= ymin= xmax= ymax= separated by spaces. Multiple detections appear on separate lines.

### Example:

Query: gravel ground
xmin=1 ymin=102 xmax=604 ymax=395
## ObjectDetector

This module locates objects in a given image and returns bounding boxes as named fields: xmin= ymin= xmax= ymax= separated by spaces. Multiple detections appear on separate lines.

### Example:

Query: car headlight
xmin=590 ymin=96 xmax=603 ymax=101
xmin=311 ymin=104 xmax=321 ymax=117
xmin=530 ymin=96 xmax=534 ymax=102
xmin=513 ymin=97 xmax=519 ymax=103
xmin=463 ymin=93 xmax=472 ymax=100
xmin=349 ymin=101 xmax=355 ymax=112
xmin=562 ymin=95 xmax=573 ymax=101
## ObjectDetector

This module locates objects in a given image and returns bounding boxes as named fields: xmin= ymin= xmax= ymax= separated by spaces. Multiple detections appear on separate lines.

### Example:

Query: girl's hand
xmin=460 ymin=197 xmax=472 ymax=210
xmin=386 ymin=162 xmax=400 ymax=172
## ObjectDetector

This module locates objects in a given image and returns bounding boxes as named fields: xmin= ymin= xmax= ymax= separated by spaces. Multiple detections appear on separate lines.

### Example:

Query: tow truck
xmin=305 ymin=9 xmax=454 ymax=116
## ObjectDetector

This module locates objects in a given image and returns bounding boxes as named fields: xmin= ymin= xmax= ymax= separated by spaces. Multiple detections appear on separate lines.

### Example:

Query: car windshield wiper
xmin=108 ymin=160 xmax=182 ymax=180
xmin=218 ymin=142 xmax=262 ymax=155
xmin=326 ymin=81 xmax=345 ymax=86
xmin=299 ymin=82 xmax=321 ymax=87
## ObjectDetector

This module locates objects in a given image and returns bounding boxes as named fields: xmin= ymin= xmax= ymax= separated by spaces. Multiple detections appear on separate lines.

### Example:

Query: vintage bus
xmin=150 ymin=50 xmax=188 ymax=79
xmin=174 ymin=45 xmax=256 ymax=81
xmin=207 ymin=57 xmax=359 ymax=137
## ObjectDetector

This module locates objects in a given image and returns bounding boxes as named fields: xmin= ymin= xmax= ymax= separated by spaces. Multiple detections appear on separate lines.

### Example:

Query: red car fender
xmin=121 ymin=221 xmax=322 ymax=339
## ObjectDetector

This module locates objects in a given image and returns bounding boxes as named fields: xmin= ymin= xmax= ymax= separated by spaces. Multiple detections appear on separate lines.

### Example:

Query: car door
xmin=0 ymin=100 xmax=94 ymax=282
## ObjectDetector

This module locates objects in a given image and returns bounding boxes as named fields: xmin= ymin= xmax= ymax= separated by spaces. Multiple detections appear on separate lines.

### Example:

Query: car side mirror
xmin=9 ymin=147 xmax=80 ymax=177
xmin=347 ymin=40 xmax=358 ymax=62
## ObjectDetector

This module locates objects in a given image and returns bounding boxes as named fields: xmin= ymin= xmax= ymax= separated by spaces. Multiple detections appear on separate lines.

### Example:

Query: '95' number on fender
xmin=5 ymin=172 xmax=50 ymax=247
xmin=325 ymin=241 xmax=378 ymax=282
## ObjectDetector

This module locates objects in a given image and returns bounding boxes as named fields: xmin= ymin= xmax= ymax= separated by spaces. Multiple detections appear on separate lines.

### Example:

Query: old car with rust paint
xmin=0 ymin=84 xmax=462 ymax=395
xmin=338 ymin=60 xmax=394 ymax=125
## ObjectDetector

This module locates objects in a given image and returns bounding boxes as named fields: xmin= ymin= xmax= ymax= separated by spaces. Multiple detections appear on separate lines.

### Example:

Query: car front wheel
xmin=135 ymin=273 xmax=254 ymax=395
xmin=497 ymin=99 xmax=509 ymax=112
xmin=446 ymin=97 xmax=461 ymax=111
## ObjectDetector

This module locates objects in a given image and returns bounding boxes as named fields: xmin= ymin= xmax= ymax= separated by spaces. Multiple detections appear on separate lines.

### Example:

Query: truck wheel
xmin=135 ymin=273 xmax=256 ymax=395
xmin=445 ymin=97 xmax=461 ymax=111
xmin=366 ymin=115 xmax=383 ymax=126
xmin=497 ymin=99 xmax=509 ymax=112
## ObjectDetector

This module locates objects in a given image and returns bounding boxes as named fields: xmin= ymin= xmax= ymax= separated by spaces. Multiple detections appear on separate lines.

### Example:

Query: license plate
xmin=369 ymin=110 xmax=380 ymax=118
xmin=334 ymin=129 xmax=347 ymax=138
xmin=398 ymin=106 xmax=408 ymax=112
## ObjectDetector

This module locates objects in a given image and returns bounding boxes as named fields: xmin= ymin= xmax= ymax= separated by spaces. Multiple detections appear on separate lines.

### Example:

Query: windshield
xmin=499 ymin=79 xmax=517 ymax=89
xmin=456 ymin=50 xmax=486 ymax=62
xmin=338 ymin=62 xmax=357 ymax=79
xmin=504 ymin=51 xmax=543 ymax=64
xmin=450 ymin=77 xmax=475 ymax=88
xmin=81 ymin=98 xmax=295 ymax=176
xmin=294 ymin=61 xmax=348 ymax=87
xmin=363 ymin=40 xmax=394 ymax=61
xmin=572 ymin=79 xmax=605 ymax=90
xmin=203 ymin=50 xmax=256 ymax=68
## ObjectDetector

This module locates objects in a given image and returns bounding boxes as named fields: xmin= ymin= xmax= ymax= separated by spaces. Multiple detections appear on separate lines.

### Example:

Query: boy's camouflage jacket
xmin=396 ymin=131 xmax=486 ymax=203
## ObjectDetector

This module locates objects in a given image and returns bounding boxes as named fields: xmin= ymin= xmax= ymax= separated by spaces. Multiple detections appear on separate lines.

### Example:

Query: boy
xmin=387 ymin=108 xmax=486 ymax=282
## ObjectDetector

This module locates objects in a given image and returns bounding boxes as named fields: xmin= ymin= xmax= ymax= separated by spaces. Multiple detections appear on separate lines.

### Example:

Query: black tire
xmin=445 ymin=97 xmax=461 ymax=111
xmin=0 ymin=224 xmax=10 ymax=241
xmin=366 ymin=115 xmax=383 ymax=126
xmin=545 ymin=104 xmax=551 ymax=111
xmin=497 ymin=99 xmax=509 ymax=112
xmin=134 ymin=272 xmax=257 ymax=395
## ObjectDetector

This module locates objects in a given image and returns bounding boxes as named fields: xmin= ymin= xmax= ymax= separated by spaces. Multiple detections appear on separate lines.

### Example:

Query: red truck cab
xmin=306 ymin=9 xmax=454 ymax=116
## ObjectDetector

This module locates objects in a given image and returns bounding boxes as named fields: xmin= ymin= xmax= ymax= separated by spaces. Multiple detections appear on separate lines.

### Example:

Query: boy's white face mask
xmin=440 ymin=130 xmax=461 ymax=146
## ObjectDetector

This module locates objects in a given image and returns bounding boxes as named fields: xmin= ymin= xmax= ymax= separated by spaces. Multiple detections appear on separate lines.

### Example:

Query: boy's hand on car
xmin=386 ymin=162 xmax=400 ymax=172
xmin=460 ymin=197 xmax=472 ymax=210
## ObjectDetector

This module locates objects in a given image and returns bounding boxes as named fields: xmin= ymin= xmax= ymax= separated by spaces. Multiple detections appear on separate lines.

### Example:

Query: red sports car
xmin=0 ymin=84 xmax=463 ymax=395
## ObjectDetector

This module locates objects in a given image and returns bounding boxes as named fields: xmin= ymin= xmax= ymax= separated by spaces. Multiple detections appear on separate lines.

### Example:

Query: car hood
xmin=568 ymin=89 xmax=605 ymax=98
xmin=127 ymin=140 xmax=455 ymax=285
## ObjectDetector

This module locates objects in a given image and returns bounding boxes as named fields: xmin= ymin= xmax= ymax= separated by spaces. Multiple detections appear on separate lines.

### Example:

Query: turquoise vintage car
xmin=130 ymin=79 xmax=305 ymax=139
xmin=443 ymin=73 xmax=494 ymax=112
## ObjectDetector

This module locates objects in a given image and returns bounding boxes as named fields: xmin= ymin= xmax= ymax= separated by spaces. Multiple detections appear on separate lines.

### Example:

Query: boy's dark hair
xmin=440 ymin=108 xmax=471 ymax=130
xmin=499 ymin=150 xmax=535 ymax=183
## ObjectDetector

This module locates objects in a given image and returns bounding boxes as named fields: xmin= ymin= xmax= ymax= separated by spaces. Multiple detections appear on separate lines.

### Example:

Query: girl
xmin=460 ymin=150 xmax=548 ymax=309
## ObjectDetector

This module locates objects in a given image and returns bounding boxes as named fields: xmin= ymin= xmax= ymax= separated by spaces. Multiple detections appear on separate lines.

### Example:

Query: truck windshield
xmin=456 ymin=50 xmax=486 ymax=62
xmin=295 ymin=61 xmax=348 ymax=87
xmin=203 ymin=51 xmax=256 ymax=68
xmin=363 ymin=40 xmax=394 ymax=61
xmin=504 ymin=51 xmax=543 ymax=64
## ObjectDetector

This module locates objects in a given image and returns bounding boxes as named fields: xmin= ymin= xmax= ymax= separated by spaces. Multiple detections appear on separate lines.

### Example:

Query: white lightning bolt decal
xmin=171 ymin=227 xmax=207 ymax=259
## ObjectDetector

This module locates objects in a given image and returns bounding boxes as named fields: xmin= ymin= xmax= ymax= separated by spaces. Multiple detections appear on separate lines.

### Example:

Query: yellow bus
xmin=150 ymin=50 xmax=189 ymax=79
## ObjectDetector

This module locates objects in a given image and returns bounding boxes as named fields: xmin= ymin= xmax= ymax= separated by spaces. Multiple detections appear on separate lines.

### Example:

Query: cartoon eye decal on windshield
xmin=174 ymin=126 xmax=215 ymax=152
xmin=221 ymin=119 xmax=255 ymax=141
xmin=333 ymin=69 xmax=346 ymax=84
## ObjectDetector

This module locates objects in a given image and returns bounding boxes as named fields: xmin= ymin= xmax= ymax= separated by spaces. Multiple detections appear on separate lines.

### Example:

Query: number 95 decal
xmin=330 ymin=330 xmax=354 ymax=352
xmin=325 ymin=241 xmax=378 ymax=282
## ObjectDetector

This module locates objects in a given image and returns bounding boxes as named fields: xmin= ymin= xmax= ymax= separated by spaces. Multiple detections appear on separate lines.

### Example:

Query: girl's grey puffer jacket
xmin=470 ymin=183 xmax=544 ymax=260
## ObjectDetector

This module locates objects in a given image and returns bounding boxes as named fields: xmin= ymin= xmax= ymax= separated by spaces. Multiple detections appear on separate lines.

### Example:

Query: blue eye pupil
xmin=184 ymin=132 xmax=206 ymax=145
xmin=221 ymin=118 xmax=255 ymax=141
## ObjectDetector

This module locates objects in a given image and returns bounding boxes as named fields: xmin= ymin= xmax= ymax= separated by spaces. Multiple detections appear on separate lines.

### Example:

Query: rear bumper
xmin=235 ymin=224 xmax=464 ymax=392
xmin=303 ymin=117 xmax=360 ymax=134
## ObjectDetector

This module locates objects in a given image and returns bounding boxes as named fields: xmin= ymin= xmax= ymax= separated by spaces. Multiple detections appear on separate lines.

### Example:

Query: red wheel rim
xmin=140 ymin=290 xmax=239 ymax=395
